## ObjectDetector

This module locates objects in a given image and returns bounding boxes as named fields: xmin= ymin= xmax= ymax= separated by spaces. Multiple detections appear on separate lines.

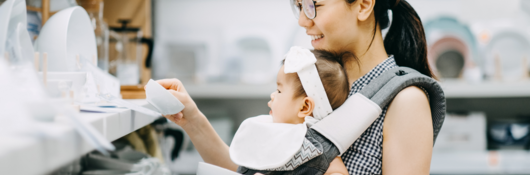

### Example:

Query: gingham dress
xmin=341 ymin=56 xmax=397 ymax=175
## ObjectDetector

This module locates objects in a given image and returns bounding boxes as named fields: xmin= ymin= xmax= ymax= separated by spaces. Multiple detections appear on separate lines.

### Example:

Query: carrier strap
xmin=312 ymin=66 xmax=446 ymax=154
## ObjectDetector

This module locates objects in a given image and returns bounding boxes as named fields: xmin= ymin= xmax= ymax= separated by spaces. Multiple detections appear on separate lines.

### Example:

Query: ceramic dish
xmin=428 ymin=37 xmax=468 ymax=79
xmin=35 ymin=6 xmax=97 ymax=72
xmin=424 ymin=17 xmax=478 ymax=79
xmin=0 ymin=0 xmax=27 ymax=56
xmin=484 ymin=31 xmax=530 ymax=81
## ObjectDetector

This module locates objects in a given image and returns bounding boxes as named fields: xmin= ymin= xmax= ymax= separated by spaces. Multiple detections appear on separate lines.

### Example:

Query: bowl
xmin=34 ymin=6 xmax=97 ymax=72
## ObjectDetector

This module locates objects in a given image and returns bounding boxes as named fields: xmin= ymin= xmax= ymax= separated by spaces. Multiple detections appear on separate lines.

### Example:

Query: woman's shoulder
xmin=393 ymin=86 xmax=429 ymax=105
xmin=384 ymin=86 xmax=432 ymax=129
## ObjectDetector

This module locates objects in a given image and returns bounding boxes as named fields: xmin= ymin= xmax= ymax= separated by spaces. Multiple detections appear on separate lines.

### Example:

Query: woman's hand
xmin=155 ymin=79 xmax=200 ymax=127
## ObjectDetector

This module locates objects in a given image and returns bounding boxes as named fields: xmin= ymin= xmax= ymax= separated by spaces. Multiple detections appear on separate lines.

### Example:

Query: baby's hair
xmin=284 ymin=49 xmax=350 ymax=110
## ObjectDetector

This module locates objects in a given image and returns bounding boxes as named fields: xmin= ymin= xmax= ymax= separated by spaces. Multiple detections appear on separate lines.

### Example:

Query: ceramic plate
xmin=484 ymin=31 xmax=530 ymax=81
xmin=424 ymin=17 xmax=478 ymax=79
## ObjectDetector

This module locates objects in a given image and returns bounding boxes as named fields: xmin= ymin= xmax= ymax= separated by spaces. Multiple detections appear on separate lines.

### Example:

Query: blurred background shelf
xmin=431 ymin=150 xmax=530 ymax=174
xmin=441 ymin=80 xmax=530 ymax=98
xmin=182 ymin=80 xmax=530 ymax=99
xmin=186 ymin=84 xmax=276 ymax=99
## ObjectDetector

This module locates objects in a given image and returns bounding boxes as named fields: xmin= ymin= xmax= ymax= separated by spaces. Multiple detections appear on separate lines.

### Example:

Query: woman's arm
xmin=157 ymin=79 xmax=239 ymax=171
xmin=382 ymin=86 xmax=433 ymax=175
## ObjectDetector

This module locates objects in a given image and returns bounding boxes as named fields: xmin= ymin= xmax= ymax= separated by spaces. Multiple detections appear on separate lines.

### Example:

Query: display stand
xmin=0 ymin=100 xmax=159 ymax=174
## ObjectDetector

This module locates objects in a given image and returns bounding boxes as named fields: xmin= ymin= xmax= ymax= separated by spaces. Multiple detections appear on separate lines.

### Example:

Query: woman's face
xmin=298 ymin=0 xmax=362 ymax=52
xmin=268 ymin=66 xmax=306 ymax=124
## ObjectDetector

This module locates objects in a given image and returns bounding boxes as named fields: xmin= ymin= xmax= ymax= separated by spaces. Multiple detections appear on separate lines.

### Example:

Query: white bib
xmin=229 ymin=115 xmax=307 ymax=170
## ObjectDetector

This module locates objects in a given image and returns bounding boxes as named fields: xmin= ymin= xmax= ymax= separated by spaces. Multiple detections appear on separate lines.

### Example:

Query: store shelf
xmin=441 ymin=81 xmax=530 ymax=98
xmin=0 ymin=100 xmax=160 ymax=175
xmin=184 ymin=81 xmax=530 ymax=99
xmin=431 ymin=150 xmax=530 ymax=174
xmin=186 ymin=84 xmax=276 ymax=99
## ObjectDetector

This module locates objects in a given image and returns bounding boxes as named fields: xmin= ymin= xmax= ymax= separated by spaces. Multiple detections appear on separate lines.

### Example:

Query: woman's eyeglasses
xmin=290 ymin=0 xmax=323 ymax=20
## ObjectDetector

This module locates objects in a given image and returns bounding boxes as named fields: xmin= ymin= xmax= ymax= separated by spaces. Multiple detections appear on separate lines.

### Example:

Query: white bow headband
xmin=284 ymin=46 xmax=333 ymax=121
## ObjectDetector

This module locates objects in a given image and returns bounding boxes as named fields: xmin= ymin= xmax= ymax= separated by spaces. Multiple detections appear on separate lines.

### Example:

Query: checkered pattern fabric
xmin=341 ymin=56 xmax=397 ymax=175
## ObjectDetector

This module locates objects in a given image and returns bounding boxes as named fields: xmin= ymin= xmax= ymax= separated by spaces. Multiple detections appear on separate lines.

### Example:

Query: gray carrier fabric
xmin=358 ymin=66 xmax=446 ymax=142
xmin=237 ymin=66 xmax=446 ymax=175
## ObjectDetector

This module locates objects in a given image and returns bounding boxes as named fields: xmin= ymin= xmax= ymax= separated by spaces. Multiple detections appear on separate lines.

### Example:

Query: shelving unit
xmin=180 ymin=80 xmax=530 ymax=99
xmin=186 ymin=83 xmax=276 ymax=99
xmin=441 ymin=80 xmax=530 ymax=98
xmin=431 ymin=150 xmax=530 ymax=174
xmin=0 ymin=100 xmax=160 ymax=175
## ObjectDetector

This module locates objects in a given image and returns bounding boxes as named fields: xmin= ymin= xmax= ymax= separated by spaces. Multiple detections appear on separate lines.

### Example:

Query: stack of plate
xmin=424 ymin=17 xmax=479 ymax=80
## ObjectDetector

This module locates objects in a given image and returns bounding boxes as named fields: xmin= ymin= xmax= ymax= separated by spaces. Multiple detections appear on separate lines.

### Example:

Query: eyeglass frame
xmin=291 ymin=0 xmax=326 ymax=20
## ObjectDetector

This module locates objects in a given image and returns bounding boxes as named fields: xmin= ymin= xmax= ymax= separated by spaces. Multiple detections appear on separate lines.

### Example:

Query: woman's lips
xmin=311 ymin=36 xmax=324 ymax=47
xmin=269 ymin=110 xmax=272 ymax=115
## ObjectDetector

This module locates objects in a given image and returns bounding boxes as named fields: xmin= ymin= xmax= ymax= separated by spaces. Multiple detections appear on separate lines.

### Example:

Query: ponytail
xmin=384 ymin=0 xmax=433 ymax=77
xmin=347 ymin=0 xmax=434 ymax=78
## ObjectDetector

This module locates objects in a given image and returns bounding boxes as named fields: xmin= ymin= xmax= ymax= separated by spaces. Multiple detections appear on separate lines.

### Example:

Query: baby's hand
xmin=154 ymin=79 xmax=199 ymax=127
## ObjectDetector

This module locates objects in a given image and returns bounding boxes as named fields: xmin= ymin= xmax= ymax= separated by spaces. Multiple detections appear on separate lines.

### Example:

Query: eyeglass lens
xmin=290 ymin=0 xmax=316 ymax=19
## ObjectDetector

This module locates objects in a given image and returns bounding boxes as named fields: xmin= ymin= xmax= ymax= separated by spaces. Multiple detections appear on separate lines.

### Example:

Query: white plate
xmin=0 ymin=0 xmax=27 ymax=56
xmin=35 ymin=6 xmax=97 ymax=72
xmin=484 ymin=31 xmax=530 ymax=81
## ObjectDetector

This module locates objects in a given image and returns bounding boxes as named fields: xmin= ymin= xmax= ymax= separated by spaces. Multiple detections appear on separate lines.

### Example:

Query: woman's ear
xmin=298 ymin=97 xmax=315 ymax=118
xmin=357 ymin=0 xmax=375 ymax=21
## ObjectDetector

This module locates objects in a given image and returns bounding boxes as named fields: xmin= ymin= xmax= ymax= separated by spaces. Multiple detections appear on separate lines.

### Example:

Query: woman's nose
xmin=298 ymin=10 xmax=313 ymax=29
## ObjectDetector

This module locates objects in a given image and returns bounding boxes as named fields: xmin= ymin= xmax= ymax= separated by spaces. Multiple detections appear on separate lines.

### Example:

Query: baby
xmin=157 ymin=46 xmax=351 ymax=175
xmin=229 ymin=46 xmax=350 ymax=175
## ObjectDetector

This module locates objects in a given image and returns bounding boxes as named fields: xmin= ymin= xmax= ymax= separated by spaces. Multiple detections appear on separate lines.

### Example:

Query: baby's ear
xmin=298 ymin=97 xmax=314 ymax=118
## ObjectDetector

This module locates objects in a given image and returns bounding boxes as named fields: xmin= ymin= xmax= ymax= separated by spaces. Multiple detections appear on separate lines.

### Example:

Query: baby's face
xmin=268 ymin=66 xmax=306 ymax=124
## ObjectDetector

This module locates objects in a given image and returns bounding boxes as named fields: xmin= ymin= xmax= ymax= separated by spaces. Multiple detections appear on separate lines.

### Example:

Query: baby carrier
xmin=236 ymin=66 xmax=446 ymax=175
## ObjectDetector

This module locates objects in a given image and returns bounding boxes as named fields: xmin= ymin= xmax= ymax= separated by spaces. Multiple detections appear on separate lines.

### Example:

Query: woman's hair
xmin=290 ymin=50 xmax=350 ymax=110
xmin=347 ymin=0 xmax=434 ymax=77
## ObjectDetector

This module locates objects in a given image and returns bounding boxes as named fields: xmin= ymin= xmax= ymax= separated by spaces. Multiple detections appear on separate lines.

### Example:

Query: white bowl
xmin=0 ymin=0 xmax=27 ymax=55
xmin=35 ymin=6 xmax=97 ymax=72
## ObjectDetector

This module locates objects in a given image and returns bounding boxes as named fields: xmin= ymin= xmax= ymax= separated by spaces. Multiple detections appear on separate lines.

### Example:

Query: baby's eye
xmin=277 ymin=89 xmax=281 ymax=93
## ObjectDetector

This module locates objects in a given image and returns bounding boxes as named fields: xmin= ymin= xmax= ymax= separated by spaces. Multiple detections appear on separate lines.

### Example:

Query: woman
xmin=159 ymin=0 xmax=434 ymax=174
